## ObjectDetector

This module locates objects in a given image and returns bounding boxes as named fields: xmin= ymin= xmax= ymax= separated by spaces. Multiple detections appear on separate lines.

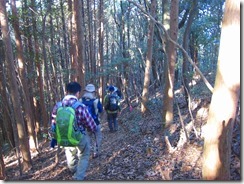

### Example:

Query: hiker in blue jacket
xmin=80 ymin=84 xmax=103 ymax=158
xmin=104 ymin=86 xmax=121 ymax=132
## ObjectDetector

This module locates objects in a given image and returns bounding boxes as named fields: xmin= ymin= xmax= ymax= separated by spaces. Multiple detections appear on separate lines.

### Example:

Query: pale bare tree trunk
xmin=69 ymin=0 xmax=77 ymax=82
xmin=202 ymin=0 xmax=240 ymax=180
xmin=162 ymin=0 xmax=178 ymax=128
xmin=141 ymin=0 xmax=156 ymax=113
xmin=98 ymin=0 xmax=105 ymax=100
xmin=0 ymin=0 xmax=32 ymax=172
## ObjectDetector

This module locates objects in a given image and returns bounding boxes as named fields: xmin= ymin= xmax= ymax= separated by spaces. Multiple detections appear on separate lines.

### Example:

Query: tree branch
xmin=128 ymin=0 xmax=213 ymax=93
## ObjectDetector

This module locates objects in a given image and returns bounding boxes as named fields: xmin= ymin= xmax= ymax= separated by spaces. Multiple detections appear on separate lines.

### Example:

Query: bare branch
xmin=128 ymin=0 xmax=213 ymax=93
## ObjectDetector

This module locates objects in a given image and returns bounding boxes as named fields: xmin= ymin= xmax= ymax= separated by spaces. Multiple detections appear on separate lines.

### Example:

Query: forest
xmin=0 ymin=0 xmax=240 ymax=181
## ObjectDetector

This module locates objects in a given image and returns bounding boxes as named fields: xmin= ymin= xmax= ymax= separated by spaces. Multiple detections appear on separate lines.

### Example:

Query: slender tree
xmin=98 ymin=0 xmax=105 ymax=101
xmin=141 ymin=0 xmax=157 ymax=113
xmin=162 ymin=0 xmax=179 ymax=128
xmin=202 ymin=0 xmax=240 ymax=180
xmin=0 ymin=0 xmax=32 ymax=172
xmin=182 ymin=0 xmax=197 ymax=106
xmin=10 ymin=0 xmax=37 ymax=151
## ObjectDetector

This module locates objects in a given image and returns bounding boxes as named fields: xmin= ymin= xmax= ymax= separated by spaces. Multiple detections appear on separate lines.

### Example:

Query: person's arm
xmin=77 ymin=105 xmax=97 ymax=132
xmin=97 ymin=100 xmax=103 ymax=113
xmin=51 ymin=102 xmax=61 ymax=129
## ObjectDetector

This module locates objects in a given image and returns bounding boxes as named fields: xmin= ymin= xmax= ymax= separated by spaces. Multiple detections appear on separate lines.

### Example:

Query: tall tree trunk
xmin=23 ymin=0 xmax=38 ymax=139
xmin=202 ymin=0 xmax=240 ymax=180
xmin=10 ymin=0 xmax=37 ymax=151
xmin=141 ymin=0 xmax=156 ymax=113
xmin=0 ymin=0 xmax=32 ymax=172
xmin=162 ymin=0 xmax=178 ymax=128
xmin=31 ymin=0 xmax=48 ymax=135
xmin=74 ymin=0 xmax=85 ymax=87
xmin=87 ymin=0 xmax=95 ymax=82
xmin=182 ymin=0 xmax=197 ymax=106
xmin=70 ymin=0 xmax=77 ymax=82
xmin=0 ymin=40 xmax=15 ymax=148
xmin=120 ymin=0 xmax=130 ymax=108
xmin=98 ymin=0 xmax=105 ymax=101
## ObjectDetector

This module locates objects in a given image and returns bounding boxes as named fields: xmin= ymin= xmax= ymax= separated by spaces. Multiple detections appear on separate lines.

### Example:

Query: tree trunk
xmin=31 ymin=0 xmax=48 ymax=136
xmin=0 ymin=40 xmax=15 ymax=148
xmin=141 ymin=0 xmax=156 ymax=113
xmin=10 ymin=0 xmax=37 ymax=151
xmin=98 ymin=0 xmax=105 ymax=102
xmin=74 ymin=0 xmax=85 ymax=87
xmin=182 ymin=0 xmax=197 ymax=106
xmin=162 ymin=0 xmax=178 ymax=128
xmin=202 ymin=0 xmax=240 ymax=180
xmin=0 ymin=0 xmax=32 ymax=172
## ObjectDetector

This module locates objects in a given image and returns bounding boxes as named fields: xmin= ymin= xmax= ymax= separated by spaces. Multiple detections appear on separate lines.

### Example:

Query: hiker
xmin=50 ymin=82 xmax=97 ymax=180
xmin=80 ymin=84 xmax=103 ymax=159
xmin=106 ymin=85 xmax=123 ymax=100
xmin=104 ymin=85 xmax=121 ymax=132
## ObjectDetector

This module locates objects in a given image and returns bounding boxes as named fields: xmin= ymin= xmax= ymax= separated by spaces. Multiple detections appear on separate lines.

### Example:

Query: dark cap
xmin=108 ymin=86 xmax=115 ymax=92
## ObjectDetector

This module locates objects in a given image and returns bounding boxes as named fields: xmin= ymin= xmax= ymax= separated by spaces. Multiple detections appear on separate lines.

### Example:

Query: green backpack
xmin=55 ymin=101 xmax=83 ymax=147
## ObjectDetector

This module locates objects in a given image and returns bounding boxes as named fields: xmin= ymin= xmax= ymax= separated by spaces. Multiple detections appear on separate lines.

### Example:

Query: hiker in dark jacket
xmin=104 ymin=86 xmax=121 ymax=132
xmin=80 ymin=84 xmax=103 ymax=158
xmin=51 ymin=82 xmax=97 ymax=180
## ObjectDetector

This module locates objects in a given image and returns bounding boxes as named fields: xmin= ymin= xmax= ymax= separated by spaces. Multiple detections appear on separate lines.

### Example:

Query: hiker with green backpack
xmin=80 ymin=84 xmax=103 ymax=159
xmin=104 ymin=85 xmax=121 ymax=133
xmin=50 ymin=82 xmax=97 ymax=180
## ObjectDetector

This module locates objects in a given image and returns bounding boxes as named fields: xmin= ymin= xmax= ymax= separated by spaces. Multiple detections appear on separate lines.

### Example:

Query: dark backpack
xmin=106 ymin=94 xmax=119 ymax=111
xmin=55 ymin=101 xmax=83 ymax=147
xmin=81 ymin=98 xmax=99 ymax=125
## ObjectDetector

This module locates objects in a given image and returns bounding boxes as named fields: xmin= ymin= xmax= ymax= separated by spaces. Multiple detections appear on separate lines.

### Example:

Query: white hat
xmin=85 ymin=84 xmax=95 ymax=92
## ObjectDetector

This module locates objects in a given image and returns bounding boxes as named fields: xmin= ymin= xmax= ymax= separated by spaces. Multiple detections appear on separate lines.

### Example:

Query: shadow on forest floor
xmin=3 ymin=85 xmax=241 ymax=181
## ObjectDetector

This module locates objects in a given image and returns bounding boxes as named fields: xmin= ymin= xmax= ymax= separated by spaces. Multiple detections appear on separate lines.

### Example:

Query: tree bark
xmin=141 ymin=0 xmax=156 ymax=113
xmin=0 ymin=0 xmax=32 ymax=172
xmin=202 ymin=0 xmax=240 ymax=180
xmin=31 ymin=0 xmax=48 ymax=136
xmin=11 ymin=0 xmax=37 ymax=151
xmin=182 ymin=0 xmax=197 ymax=106
xmin=162 ymin=0 xmax=178 ymax=128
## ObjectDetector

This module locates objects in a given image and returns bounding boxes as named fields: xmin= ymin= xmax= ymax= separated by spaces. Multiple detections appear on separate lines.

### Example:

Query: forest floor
xmin=3 ymin=82 xmax=241 ymax=181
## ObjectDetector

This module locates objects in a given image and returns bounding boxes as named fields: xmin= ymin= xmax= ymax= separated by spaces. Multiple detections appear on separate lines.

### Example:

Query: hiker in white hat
xmin=80 ymin=84 xmax=103 ymax=158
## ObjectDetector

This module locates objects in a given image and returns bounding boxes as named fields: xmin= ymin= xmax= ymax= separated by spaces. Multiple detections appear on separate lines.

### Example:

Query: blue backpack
xmin=81 ymin=98 xmax=100 ymax=125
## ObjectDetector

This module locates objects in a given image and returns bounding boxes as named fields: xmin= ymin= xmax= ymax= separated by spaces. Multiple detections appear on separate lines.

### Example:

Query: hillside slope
xmin=4 ymin=95 xmax=241 ymax=181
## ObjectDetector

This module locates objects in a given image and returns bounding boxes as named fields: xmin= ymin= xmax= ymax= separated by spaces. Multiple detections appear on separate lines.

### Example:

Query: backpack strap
xmin=72 ymin=100 xmax=83 ymax=110
xmin=56 ymin=101 xmax=62 ymax=108
xmin=93 ymin=99 xmax=99 ymax=114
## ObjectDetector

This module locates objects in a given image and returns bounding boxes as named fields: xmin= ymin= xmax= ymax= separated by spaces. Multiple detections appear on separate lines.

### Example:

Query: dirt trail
xmin=4 ymin=101 xmax=241 ymax=180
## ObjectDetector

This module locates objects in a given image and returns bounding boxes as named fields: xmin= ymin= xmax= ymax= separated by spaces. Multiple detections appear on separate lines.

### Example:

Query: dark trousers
xmin=107 ymin=113 xmax=118 ymax=131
